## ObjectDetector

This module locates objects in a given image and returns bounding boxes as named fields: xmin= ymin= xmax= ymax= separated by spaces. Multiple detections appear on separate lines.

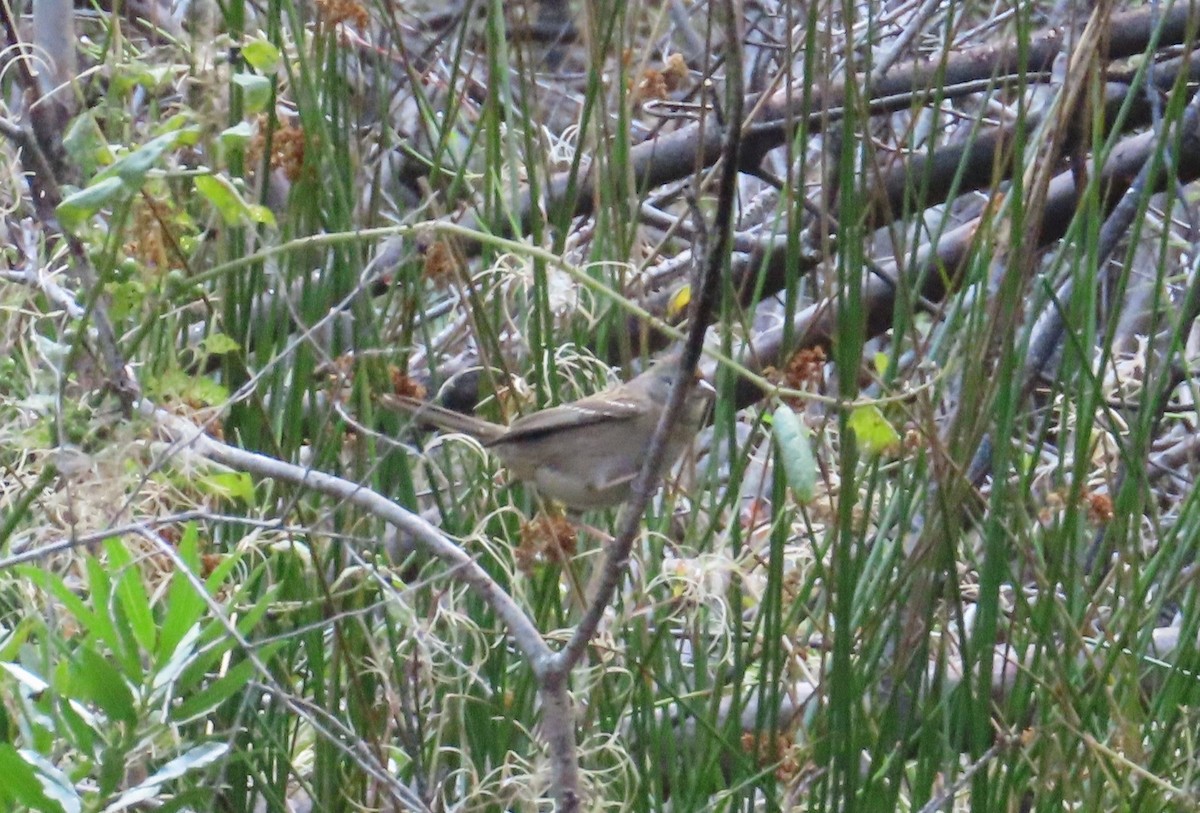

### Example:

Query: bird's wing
xmin=498 ymin=395 xmax=641 ymax=442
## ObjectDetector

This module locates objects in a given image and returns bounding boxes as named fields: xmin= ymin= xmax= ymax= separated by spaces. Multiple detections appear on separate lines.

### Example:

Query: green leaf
xmin=152 ymin=623 xmax=201 ymax=700
xmin=231 ymin=73 xmax=272 ymax=113
xmin=174 ymin=586 xmax=277 ymax=699
xmin=106 ymin=538 xmax=157 ymax=654
xmin=194 ymin=174 xmax=251 ymax=226
xmin=204 ymin=549 xmax=242 ymax=591
xmin=773 ymin=404 xmax=817 ymax=505
xmin=110 ymin=63 xmax=172 ymax=95
xmin=218 ymin=121 xmax=254 ymax=149
xmin=189 ymin=376 xmax=231 ymax=406
xmin=56 ymin=177 xmax=127 ymax=232
xmin=18 ymin=566 xmax=98 ymax=639
xmin=162 ymin=115 xmax=200 ymax=143
xmin=0 ymin=611 xmax=35 ymax=660
xmin=0 ymin=691 xmax=10 ymax=742
xmin=847 ymin=404 xmax=901 ymax=456
xmin=19 ymin=751 xmax=80 ymax=813
xmin=72 ymin=646 xmax=137 ymax=725
xmin=241 ymin=39 xmax=281 ymax=72
xmin=62 ymin=114 xmax=115 ymax=177
xmin=146 ymin=741 xmax=229 ymax=785
xmin=194 ymin=471 xmax=256 ymax=505
xmin=873 ymin=351 xmax=889 ymax=376
xmin=55 ymin=693 xmax=99 ymax=761
xmin=157 ymin=526 xmax=209 ymax=661
xmin=194 ymin=175 xmax=275 ymax=227
xmin=59 ymin=125 xmax=193 ymax=231
xmin=99 ymin=746 xmax=126 ymax=800
xmin=200 ymin=333 xmax=241 ymax=356
xmin=147 ymin=369 xmax=230 ymax=407
xmin=171 ymin=643 xmax=285 ymax=722
xmin=83 ymin=556 xmax=133 ymax=670
xmin=94 ymin=130 xmax=183 ymax=188
xmin=245 ymin=203 xmax=276 ymax=226
xmin=0 ymin=745 xmax=65 ymax=813
xmin=108 ymin=280 xmax=146 ymax=322
xmin=102 ymin=742 xmax=229 ymax=812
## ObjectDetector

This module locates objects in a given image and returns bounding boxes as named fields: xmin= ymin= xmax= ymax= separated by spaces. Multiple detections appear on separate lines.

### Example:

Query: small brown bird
xmin=384 ymin=357 xmax=715 ymax=509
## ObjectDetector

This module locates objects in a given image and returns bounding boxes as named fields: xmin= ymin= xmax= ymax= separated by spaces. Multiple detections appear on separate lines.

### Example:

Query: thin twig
xmin=537 ymin=7 xmax=746 ymax=809
xmin=147 ymin=403 xmax=553 ymax=668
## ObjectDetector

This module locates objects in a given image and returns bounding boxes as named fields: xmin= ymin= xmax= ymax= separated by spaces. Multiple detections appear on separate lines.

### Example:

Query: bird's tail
xmin=379 ymin=394 xmax=508 ymax=444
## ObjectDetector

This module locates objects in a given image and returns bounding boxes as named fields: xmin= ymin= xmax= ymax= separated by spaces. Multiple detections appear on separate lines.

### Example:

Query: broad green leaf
xmin=147 ymin=368 xmax=230 ymax=406
xmin=61 ymin=114 xmax=114 ymax=177
xmin=56 ymin=177 xmax=127 ymax=232
xmin=59 ymin=125 xmax=191 ymax=231
xmin=241 ymin=39 xmax=281 ymax=72
xmin=72 ymin=646 xmax=137 ymax=725
xmin=157 ymin=526 xmax=209 ymax=660
xmin=245 ymin=203 xmax=275 ymax=225
xmin=186 ymin=376 xmax=230 ymax=406
xmin=873 ymin=351 xmax=889 ymax=376
xmin=20 ymin=566 xmax=98 ymax=642
xmin=95 ymin=130 xmax=183 ymax=188
xmin=159 ymin=114 xmax=198 ymax=140
xmin=194 ymin=471 xmax=255 ymax=504
xmin=773 ymin=404 xmax=817 ymax=504
xmin=194 ymin=175 xmax=274 ymax=227
xmin=175 ymin=586 xmax=277 ymax=695
xmin=152 ymin=623 xmax=201 ymax=699
xmin=111 ymin=64 xmax=172 ymax=94
xmin=0 ymin=614 xmax=32 ymax=658
xmin=194 ymin=174 xmax=251 ymax=226
xmin=231 ymin=73 xmax=272 ymax=112
xmin=106 ymin=538 xmax=157 ymax=653
xmin=108 ymin=280 xmax=146 ymax=322
xmin=847 ymin=404 xmax=901 ymax=456
xmin=83 ymin=555 xmax=134 ymax=670
xmin=219 ymin=121 xmax=254 ymax=149
xmin=99 ymin=745 xmax=125 ymax=799
xmin=102 ymin=743 xmax=229 ymax=812
xmin=55 ymin=693 xmax=99 ymax=760
xmin=0 ymin=745 xmax=65 ymax=813
xmin=204 ymin=550 xmax=242 ymax=591
xmin=18 ymin=751 xmax=80 ymax=813
xmin=171 ymin=643 xmax=284 ymax=721
xmin=145 ymin=741 xmax=228 ymax=785
xmin=200 ymin=333 xmax=241 ymax=355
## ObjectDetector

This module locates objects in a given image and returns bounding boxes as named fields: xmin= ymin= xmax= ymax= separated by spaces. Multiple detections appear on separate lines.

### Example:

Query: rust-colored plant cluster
xmin=315 ymin=0 xmax=369 ymax=30
xmin=633 ymin=53 xmax=690 ymax=103
xmin=249 ymin=114 xmax=307 ymax=182
xmin=515 ymin=513 xmax=578 ymax=572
